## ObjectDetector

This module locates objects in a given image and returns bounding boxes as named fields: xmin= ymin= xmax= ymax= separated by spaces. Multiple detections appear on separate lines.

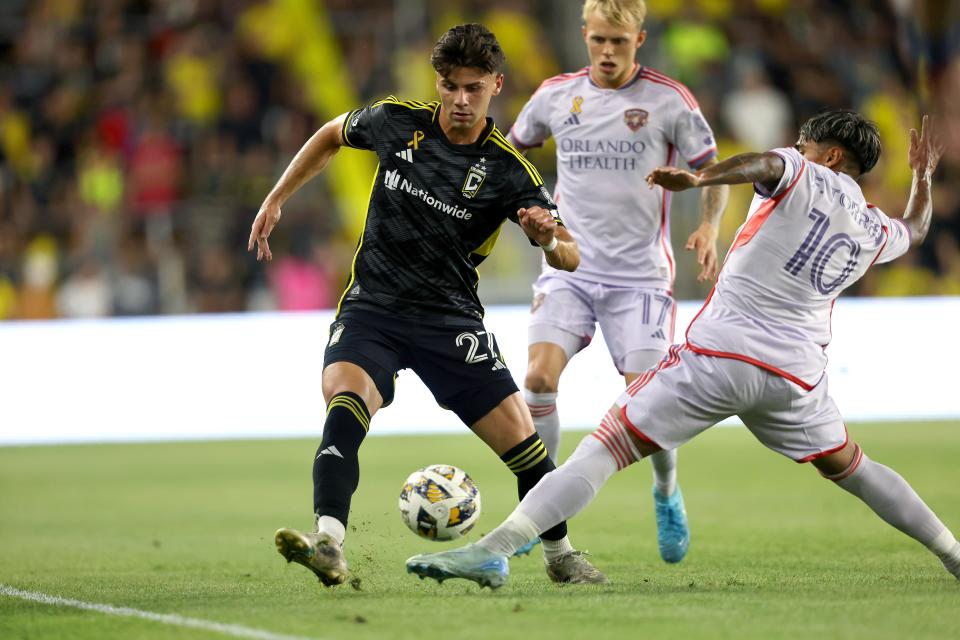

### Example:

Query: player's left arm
xmin=899 ymin=115 xmax=943 ymax=246
xmin=685 ymin=157 xmax=730 ymax=282
xmin=518 ymin=206 xmax=579 ymax=272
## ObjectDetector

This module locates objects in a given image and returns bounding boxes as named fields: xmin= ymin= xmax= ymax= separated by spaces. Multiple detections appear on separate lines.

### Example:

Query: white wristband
xmin=540 ymin=236 xmax=558 ymax=253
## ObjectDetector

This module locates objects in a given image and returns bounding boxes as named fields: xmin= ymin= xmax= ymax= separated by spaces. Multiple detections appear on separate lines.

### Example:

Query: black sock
xmin=500 ymin=433 xmax=568 ymax=541
xmin=312 ymin=392 xmax=370 ymax=525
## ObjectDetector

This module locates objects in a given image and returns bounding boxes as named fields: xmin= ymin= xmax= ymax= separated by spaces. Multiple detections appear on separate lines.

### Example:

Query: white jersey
xmin=509 ymin=65 xmax=718 ymax=289
xmin=686 ymin=147 xmax=911 ymax=389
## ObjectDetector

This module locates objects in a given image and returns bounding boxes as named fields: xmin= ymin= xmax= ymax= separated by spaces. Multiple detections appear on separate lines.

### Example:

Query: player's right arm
xmin=506 ymin=85 xmax=552 ymax=152
xmin=248 ymin=113 xmax=349 ymax=262
xmin=899 ymin=115 xmax=942 ymax=246
xmin=646 ymin=152 xmax=786 ymax=193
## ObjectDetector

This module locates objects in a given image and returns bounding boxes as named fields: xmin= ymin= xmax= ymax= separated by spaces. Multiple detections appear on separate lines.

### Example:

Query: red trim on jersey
xmin=866 ymin=224 xmax=891 ymax=269
xmin=802 ymin=432 xmax=852 ymax=465
xmin=688 ymin=147 xmax=718 ymax=168
xmin=639 ymin=68 xmax=698 ymax=110
xmin=680 ymin=159 xmax=816 ymax=388
xmin=533 ymin=67 xmax=590 ymax=96
xmin=508 ymin=125 xmax=543 ymax=151
xmin=685 ymin=342 xmax=817 ymax=391
xmin=660 ymin=144 xmax=677 ymax=286
xmin=625 ymin=344 xmax=685 ymax=396
xmin=618 ymin=405 xmax=664 ymax=451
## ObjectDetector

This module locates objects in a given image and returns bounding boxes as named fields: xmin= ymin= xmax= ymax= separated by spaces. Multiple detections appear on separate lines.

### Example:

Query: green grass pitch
xmin=1 ymin=422 xmax=958 ymax=640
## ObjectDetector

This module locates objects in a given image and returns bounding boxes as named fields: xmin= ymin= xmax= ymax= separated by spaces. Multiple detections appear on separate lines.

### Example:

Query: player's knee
xmin=812 ymin=440 xmax=861 ymax=479
xmin=322 ymin=362 xmax=382 ymax=413
xmin=524 ymin=367 xmax=559 ymax=394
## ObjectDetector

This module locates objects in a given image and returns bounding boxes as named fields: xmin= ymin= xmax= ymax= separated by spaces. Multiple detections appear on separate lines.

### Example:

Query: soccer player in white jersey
xmin=406 ymin=111 xmax=960 ymax=589
xmin=506 ymin=0 xmax=729 ymax=564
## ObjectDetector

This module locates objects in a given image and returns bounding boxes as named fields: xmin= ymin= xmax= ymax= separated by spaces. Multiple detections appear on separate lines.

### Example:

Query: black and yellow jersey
xmin=337 ymin=96 xmax=561 ymax=324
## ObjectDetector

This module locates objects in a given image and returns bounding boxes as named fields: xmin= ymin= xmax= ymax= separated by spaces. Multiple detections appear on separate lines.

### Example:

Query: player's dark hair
xmin=431 ymin=23 xmax=505 ymax=77
xmin=798 ymin=109 xmax=881 ymax=175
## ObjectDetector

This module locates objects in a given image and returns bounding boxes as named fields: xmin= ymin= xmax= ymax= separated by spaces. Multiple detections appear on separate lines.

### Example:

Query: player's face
xmin=582 ymin=12 xmax=645 ymax=89
xmin=436 ymin=67 xmax=503 ymax=136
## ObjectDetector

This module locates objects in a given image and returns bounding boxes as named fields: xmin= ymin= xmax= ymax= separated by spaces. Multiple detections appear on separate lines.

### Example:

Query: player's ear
xmin=636 ymin=29 xmax=647 ymax=50
xmin=492 ymin=73 xmax=504 ymax=96
xmin=824 ymin=146 xmax=845 ymax=170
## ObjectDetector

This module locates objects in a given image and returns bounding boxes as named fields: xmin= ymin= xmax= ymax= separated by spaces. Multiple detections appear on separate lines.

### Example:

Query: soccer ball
xmin=398 ymin=464 xmax=481 ymax=541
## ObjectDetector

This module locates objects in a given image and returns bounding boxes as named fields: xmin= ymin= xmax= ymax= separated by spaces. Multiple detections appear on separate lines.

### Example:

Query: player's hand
xmin=908 ymin=115 xmax=943 ymax=180
xmin=248 ymin=200 xmax=282 ymax=261
xmin=646 ymin=166 xmax=700 ymax=192
xmin=518 ymin=205 xmax=557 ymax=247
xmin=685 ymin=221 xmax=719 ymax=282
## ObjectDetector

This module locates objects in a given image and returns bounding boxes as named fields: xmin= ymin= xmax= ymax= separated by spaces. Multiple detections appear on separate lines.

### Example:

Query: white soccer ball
xmin=398 ymin=464 xmax=482 ymax=541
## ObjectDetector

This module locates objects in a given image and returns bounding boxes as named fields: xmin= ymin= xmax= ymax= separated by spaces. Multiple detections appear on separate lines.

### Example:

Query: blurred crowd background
xmin=1 ymin=0 xmax=958 ymax=320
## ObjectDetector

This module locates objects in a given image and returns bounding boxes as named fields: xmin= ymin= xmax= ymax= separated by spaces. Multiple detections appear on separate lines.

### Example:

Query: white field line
xmin=0 ymin=584 xmax=321 ymax=640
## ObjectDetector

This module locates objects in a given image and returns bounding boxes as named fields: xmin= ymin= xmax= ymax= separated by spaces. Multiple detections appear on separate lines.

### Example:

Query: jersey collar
xmin=431 ymin=116 xmax=497 ymax=153
xmin=588 ymin=62 xmax=643 ymax=91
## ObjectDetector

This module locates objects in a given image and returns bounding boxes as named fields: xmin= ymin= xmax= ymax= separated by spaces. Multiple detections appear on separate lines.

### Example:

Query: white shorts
xmin=616 ymin=345 xmax=847 ymax=462
xmin=528 ymin=272 xmax=676 ymax=374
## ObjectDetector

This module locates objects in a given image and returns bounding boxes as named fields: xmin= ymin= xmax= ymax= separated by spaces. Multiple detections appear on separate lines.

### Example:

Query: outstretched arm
xmin=248 ymin=113 xmax=348 ymax=261
xmin=646 ymin=152 xmax=786 ymax=193
xmin=684 ymin=157 xmax=731 ymax=282
xmin=900 ymin=115 xmax=943 ymax=246
xmin=518 ymin=206 xmax=580 ymax=272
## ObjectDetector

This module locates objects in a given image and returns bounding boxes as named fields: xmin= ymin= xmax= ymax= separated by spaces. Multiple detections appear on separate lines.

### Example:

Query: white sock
xmin=525 ymin=388 xmax=560 ymax=462
xmin=478 ymin=511 xmax=540 ymax=557
xmin=650 ymin=448 xmax=677 ymax=497
xmin=831 ymin=448 xmax=952 ymax=556
xmin=314 ymin=514 xmax=346 ymax=546
xmin=479 ymin=430 xmax=630 ymax=557
xmin=541 ymin=536 xmax=574 ymax=560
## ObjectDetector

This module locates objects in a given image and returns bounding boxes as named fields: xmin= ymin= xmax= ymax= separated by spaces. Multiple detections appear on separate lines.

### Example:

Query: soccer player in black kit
xmin=249 ymin=24 xmax=606 ymax=586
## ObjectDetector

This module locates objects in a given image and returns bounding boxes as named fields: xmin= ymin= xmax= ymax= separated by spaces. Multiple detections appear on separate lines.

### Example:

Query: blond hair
xmin=582 ymin=0 xmax=647 ymax=29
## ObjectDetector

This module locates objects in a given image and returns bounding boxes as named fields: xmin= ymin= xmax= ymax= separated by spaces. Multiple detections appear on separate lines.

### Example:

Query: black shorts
xmin=323 ymin=307 xmax=518 ymax=426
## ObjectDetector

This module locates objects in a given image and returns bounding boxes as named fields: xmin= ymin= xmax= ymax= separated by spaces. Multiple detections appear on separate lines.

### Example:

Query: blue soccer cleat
xmin=653 ymin=485 xmax=690 ymax=564
xmin=512 ymin=536 xmax=540 ymax=557
xmin=406 ymin=543 xmax=509 ymax=589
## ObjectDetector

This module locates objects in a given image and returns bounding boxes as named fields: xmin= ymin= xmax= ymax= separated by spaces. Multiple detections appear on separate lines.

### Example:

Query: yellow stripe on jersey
xmin=336 ymin=162 xmax=380 ymax=315
xmin=472 ymin=222 xmax=506 ymax=259
xmin=372 ymin=96 xmax=440 ymax=113
xmin=488 ymin=130 xmax=544 ymax=186
xmin=327 ymin=395 xmax=370 ymax=431
xmin=492 ymin=129 xmax=543 ymax=183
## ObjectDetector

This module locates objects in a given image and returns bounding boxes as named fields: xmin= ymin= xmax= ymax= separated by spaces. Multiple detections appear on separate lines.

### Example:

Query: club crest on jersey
xmin=462 ymin=157 xmax=487 ymax=199
xmin=563 ymin=96 xmax=584 ymax=126
xmin=624 ymin=108 xmax=648 ymax=131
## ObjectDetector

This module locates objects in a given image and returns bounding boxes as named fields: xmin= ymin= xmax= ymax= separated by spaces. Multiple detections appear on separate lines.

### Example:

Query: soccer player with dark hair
xmin=406 ymin=111 xmax=960 ymax=588
xmin=250 ymin=23 xmax=603 ymax=587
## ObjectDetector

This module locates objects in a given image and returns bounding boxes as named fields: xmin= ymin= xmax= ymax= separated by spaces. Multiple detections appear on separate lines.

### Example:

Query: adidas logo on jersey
xmin=395 ymin=148 xmax=414 ymax=162
xmin=317 ymin=446 xmax=344 ymax=459
xmin=650 ymin=328 xmax=666 ymax=340
xmin=564 ymin=96 xmax=583 ymax=126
